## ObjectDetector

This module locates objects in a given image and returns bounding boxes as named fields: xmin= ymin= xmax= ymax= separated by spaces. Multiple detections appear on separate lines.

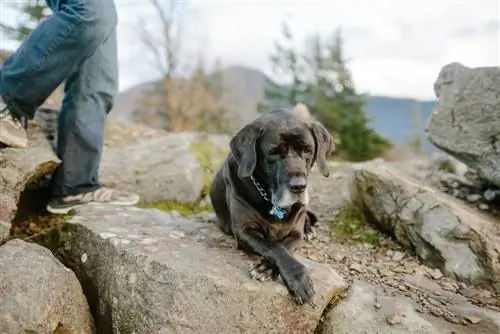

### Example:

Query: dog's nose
xmin=288 ymin=176 xmax=307 ymax=194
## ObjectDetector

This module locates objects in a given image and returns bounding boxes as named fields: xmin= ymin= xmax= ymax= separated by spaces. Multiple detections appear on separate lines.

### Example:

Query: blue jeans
xmin=0 ymin=0 xmax=118 ymax=197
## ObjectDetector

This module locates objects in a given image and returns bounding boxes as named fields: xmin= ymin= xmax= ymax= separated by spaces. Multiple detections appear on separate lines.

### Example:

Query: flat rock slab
xmin=427 ymin=62 xmax=500 ymax=186
xmin=0 ymin=123 xmax=60 ymax=242
xmin=99 ymin=132 xmax=229 ymax=204
xmin=319 ymin=280 xmax=500 ymax=334
xmin=46 ymin=204 xmax=347 ymax=333
xmin=0 ymin=239 xmax=93 ymax=333
xmin=348 ymin=160 xmax=500 ymax=289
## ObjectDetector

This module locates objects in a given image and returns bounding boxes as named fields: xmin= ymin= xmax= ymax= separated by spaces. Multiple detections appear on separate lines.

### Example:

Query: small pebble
xmin=483 ymin=189 xmax=497 ymax=201
xmin=478 ymin=203 xmax=489 ymax=211
xmin=466 ymin=194 xmax=482 ymax=203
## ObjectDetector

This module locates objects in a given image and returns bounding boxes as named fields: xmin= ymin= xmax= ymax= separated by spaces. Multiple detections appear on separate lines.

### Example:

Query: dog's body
xmin=209 ymin=108 xmax=334 ymax=305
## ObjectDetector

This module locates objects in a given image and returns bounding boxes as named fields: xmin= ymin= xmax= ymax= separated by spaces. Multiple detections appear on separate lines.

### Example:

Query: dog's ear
xmin=229 ymin=123 xmax=263 ymax=178
xmin=306 ymin=210 xmax=318 ymax=227
xmin=310 ymin=121 xmax=335 ymax=177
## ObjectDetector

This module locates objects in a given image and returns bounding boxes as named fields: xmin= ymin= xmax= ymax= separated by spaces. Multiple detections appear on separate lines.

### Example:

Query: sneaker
xmin=46 ymin=187 xmax=140 ymax=214
xmin=0 ymin=98 xmax=29 ymax=148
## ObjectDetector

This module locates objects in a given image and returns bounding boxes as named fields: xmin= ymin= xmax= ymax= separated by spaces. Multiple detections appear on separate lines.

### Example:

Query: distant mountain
xmin=110 ymin=65 xmax=437 ymax=153
xmin=364 ymin=96 xmax=436 ymax=153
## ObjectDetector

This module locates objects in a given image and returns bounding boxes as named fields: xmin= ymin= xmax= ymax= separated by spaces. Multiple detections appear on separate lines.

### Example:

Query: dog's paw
xmin=304 ymin=225 xmax=317 ymax=241
xmin=304 ymin=210 xmax=318 ymax=242
xmin=249 ymin=258 xmax=279 ymax=282
xmin=281 ymin=264 xmax=316 ymax=305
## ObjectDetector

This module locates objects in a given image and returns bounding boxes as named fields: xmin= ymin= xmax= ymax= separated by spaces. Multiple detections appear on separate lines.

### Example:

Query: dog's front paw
xmin=304 ymin=225 xmax=317 ymax=241
xmin=304 ymin=210 xmax=318 ymax=242
xmin=249 ymin=258 xmax=279 ymax=282
xmin=281 ymin=263 xmax=316 ymax=305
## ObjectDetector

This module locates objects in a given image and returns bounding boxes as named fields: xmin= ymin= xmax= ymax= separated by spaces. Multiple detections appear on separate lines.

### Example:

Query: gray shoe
xmin=0 ymin=98 xmax=29 ymax=148
xmin=46 ymin=187 xmax=140 ymax=214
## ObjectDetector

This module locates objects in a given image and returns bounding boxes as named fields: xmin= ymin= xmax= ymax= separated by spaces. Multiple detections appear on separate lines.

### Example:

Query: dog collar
xmin=250 ymin=176 xmax=286 ymax=220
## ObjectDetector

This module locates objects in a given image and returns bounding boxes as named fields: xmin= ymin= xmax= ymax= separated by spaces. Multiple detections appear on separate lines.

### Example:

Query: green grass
xmin=189 ymin=139 xmax=228 ymax=197
xmin=331 ymin=204 xmax=386 ymax=245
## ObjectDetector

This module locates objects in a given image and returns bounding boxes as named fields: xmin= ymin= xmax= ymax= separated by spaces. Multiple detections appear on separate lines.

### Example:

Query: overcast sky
xmin=1 ymin=0 xmax=499 ymax=100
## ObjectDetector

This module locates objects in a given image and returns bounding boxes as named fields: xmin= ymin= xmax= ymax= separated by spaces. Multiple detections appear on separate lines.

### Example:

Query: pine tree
xmin=1 ymin=0 xmax=49 ymax=42
xmin=258 ymin=21 xmax=307 ymax=113
xmin=310 ymin=28 xmax=391 ymax=161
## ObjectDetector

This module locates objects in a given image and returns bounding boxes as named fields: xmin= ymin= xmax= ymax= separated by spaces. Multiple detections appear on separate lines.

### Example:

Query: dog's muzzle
xmin=288 ymin=174 xmax=307 ymax=194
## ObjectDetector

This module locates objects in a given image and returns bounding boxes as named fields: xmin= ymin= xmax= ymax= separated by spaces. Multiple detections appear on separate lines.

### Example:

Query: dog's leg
xmin=249 ymin=230 xmax=302 ymax=281
xmin=239 ymin=229 xmax=315 ymax=305
xmin=209 ymin=169 xmax=233 ymax=235
xmin=304 ymin=210 xmax=318 ymax=241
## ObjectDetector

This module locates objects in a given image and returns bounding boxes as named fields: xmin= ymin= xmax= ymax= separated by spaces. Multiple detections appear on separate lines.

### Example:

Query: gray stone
xmin=427 ymin=62 xmax=500 ymax=187
xmin=45 ymin=204 xmax=347 ymax=333
xmin=466 ymin=194 xmax=482 ymax=203
xmin=0 ymin=239 xmax=93 ymax=333
xmin=319 ymin=280 xmax=500 ymax=334
xmin=0 ymin=122 xmax=60 ymax=242
xmin=348 ymin=160 xmax=500 ymax=287
xmin=99 ymin=132 xmax=229 ymax=204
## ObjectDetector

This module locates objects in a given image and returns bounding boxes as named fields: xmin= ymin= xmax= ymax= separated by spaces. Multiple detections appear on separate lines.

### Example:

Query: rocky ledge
xmin=2 ymin=62 xmax=500 ymax=333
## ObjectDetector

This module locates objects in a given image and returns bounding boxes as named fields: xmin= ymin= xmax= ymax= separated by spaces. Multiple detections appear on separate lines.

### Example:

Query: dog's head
xmin=229 ymin=109 xmax=335 ymax=209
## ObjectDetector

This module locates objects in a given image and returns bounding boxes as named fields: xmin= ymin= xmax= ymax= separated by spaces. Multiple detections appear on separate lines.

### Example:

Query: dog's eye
xmin=303 ymin=147 xmax=313 ymax=155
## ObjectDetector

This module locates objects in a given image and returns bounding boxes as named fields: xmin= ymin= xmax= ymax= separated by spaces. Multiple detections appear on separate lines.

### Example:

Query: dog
xmin=209 ymin=108 xmax=335 ymax=305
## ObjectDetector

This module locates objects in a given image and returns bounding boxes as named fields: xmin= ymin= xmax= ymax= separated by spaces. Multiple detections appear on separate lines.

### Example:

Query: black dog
xmin=209 ymin=108 xmax=335 ymax=305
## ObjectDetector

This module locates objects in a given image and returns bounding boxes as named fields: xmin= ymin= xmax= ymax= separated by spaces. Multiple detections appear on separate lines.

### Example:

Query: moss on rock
xmin=331 ymin=204 xmax=386 ymax=246
xmin=190 ymin=139 xmax=228 ymax=197
xmin=10 ymin=212 xmax=74 ymax=249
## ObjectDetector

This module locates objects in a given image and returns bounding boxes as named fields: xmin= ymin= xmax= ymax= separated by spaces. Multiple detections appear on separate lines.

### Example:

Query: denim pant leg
xmin=50 ymin=28 xmax=118 ymax=197
xmin=0 ymin=0 xmax=117 ymax=118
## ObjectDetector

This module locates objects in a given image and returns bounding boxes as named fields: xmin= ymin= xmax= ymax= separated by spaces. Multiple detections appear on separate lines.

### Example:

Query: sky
xmin=1 ymin=0 xmax=499 ymax=100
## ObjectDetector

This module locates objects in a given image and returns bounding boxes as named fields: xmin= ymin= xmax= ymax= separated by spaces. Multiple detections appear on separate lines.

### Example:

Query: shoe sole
xmin=46 ymin=198 xmax=140 ymax=215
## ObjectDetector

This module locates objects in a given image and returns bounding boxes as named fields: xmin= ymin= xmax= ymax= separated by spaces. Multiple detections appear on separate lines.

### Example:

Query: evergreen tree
xmin=1 ymin=0 xmax=49 ymax=42
xmin=258 ymin=21 xmax=307 ymax=113
xmin=310 ymin=28 xmax=391 ymax=161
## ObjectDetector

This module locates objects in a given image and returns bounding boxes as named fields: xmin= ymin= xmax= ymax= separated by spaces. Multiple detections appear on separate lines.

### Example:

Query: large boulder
xmin=426 ymin=62 xmax=500 ymax=186
xmin=348 ymin=160 xmax=500 ymax=289
xmin=0 ymin=122 xmax=60 ymax=242
xmin=319 ymin=280 xmax=500 ymax=334
xmin=0 ymin=239 xmax=93 ymax=333
xmin=99 ymin=132 xmax=230 ymax=204
xmin=42 ymin=204 xmax=347 ymax=333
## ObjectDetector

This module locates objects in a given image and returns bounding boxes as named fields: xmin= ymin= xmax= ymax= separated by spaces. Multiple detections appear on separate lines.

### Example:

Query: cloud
xmin=117 ymin=0 xmax=498 ymax=99
xmin=1 ymin=0 xmax=498 ymax=100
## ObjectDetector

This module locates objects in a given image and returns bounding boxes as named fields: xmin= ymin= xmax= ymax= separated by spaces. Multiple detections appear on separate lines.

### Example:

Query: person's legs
xmin=0 ymin=0 xmax=117 ymax=148
xmin=46 ymin=27 xmax=139 ymax=214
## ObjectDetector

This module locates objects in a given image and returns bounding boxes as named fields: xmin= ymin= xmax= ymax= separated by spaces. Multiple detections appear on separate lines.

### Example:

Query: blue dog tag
xmin=269 ymin=205 xmax=286 ymax=220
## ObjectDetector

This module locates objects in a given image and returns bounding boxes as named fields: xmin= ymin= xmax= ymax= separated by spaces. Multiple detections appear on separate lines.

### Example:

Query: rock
xmin=319 ymin=280 xmax=459 ymax=334
xmin=0 ymin=239 xmax=93 ymax=333
xmin=426 ymin=62 xmax=500 ymax=187
xmin=483 ymin=189 xmax=499 ymax=202
xmin=0 ymin=122 xmax=60 ymax=242
xmin=43 ymin=204 xmax=347 ymax=333
xmin=99 ymin=132 xmax=229 ymax=204
xmin=348 ymin=160 xmax=500 ymax=287
xmin=466 ymin=194 xmax=482 ymax=203
xmin=320 ymin=280 xmax=500 ymax=334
